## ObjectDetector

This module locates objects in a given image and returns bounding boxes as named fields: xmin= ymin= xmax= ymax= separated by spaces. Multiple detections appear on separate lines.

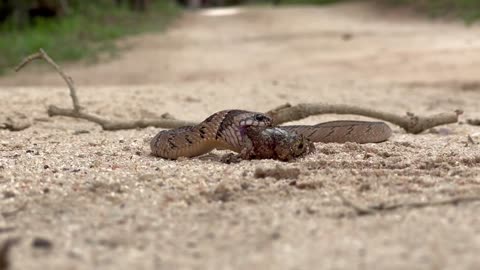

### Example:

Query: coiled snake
xmin=150 ymin=110 xmax=392 ymax=160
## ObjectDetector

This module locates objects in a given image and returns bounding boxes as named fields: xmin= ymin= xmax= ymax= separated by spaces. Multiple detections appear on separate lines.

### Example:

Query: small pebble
xmin=73 ymin=130 xmax=90 ymax=135
xmin=32 ymin=237 xmax=53 ymax=250
xmin=3 ymin=191 xmax=15 ymax=199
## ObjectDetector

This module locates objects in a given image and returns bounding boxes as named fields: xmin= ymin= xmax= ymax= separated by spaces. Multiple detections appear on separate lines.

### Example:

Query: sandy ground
xmin=1 ymin=2 xmax=480 ymax=269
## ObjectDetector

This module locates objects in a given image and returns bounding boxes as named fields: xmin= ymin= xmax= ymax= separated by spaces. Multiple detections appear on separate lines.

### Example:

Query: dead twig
xmin=466 ymin=135 xmax=477 ymax=146
xmin=467 ymin=119 xmax=480 ymax=126
xmin=16 ymin=49 xmax=81 ymax=112
xmin=337 ymin=192 xmax=375 ymax=216
xmin=266 ymin=103 xmax=461 ymax=134
xmin=338 ymin=193 xmax=480 ymax=217
xmin=15 ymin=49 xmax=195 ymax=130
xmin=47 ymin=105 xmax=196 ymax=130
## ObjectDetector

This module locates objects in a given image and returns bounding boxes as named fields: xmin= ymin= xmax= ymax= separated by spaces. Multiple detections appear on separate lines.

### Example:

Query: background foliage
xmin=1 ymin=0 xmax=479 ymax=74
xmin=0 ymin=0 xmax=178 ymax=73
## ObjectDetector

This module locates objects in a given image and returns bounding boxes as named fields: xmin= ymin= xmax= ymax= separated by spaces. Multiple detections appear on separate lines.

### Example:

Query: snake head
xmin=237 ymin=113 xmax=272 ymax=138
xmin=238 ymin=113 xmax=272 ymax=128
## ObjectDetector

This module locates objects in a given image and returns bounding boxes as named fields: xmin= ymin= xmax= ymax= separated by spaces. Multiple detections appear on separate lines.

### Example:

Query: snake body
xmin=150 ymin=110 xmax=272 ymax=159
xmin=150 ymin=110 xmax=392 ymax=160
xmin=280 ymin=120 xmax=392 ymax=144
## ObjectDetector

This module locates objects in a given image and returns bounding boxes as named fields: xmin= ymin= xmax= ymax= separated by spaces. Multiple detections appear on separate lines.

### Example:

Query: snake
xmin=150 ymin=110 xmax=392 ymax=160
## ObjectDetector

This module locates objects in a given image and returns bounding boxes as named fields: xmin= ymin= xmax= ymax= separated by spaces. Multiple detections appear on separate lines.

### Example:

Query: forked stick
xmin=15 ymin=49 xmax=81 ymax=111
xmin=15 ymin=49 xmax=195 ymax=130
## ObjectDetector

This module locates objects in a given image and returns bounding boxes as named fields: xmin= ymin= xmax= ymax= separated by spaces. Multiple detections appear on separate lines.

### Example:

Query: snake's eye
xmin=254 ymin=114 xmax=268 ymax=122
xmin=298 ymin=143 xmax=304 ymax=149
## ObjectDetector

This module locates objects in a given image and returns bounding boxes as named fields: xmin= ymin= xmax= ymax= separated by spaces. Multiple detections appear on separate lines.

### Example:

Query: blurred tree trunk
xmin=58 ymin=0 xmax=69 ymax=15
xmin=115 ymin=0 xmax=150 ymax=11
xmin=2 ymin=0 xmax=68 ymax=27
xmin=188 ymin=0 xmax=201 ymax=8
xmin=11 ymin=0 xmax=29 ymax=28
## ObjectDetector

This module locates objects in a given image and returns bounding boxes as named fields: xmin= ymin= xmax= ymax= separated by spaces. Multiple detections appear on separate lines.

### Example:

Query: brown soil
xmin=1 ymin=2 xmax=480 ymax=269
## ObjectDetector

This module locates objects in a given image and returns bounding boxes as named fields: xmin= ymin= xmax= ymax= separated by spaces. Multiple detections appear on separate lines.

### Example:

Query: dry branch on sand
xmin=46 ymin=106 xmax=196 ymax=130
xmin=338 ymin=193 xmax=480 ymax=217
xmin=467 ymin=119 xmax=480 ymax=126
xmin=14 ymin=49 xmax=461 ymax=132
xmin=15 ymin=49 xmax=196 ymax=131
xmin=267 ymin=103 xmax=462 ymax=134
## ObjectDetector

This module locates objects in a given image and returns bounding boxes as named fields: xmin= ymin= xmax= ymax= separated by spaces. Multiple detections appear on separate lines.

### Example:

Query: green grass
xmin=0 ymin=1 xmax=179 ymax=74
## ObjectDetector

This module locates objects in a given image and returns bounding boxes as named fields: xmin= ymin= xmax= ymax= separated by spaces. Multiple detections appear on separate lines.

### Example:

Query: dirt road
xmin=1 ymin=2 xmax=480 ymax=269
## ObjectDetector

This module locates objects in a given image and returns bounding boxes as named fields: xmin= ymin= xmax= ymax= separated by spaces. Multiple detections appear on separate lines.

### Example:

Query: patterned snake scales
xmin=150 ymin=110 xmax=392 ymax=160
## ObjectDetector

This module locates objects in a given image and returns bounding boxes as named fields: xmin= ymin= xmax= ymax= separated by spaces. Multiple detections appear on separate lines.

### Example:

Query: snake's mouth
xmin=238 ymin=118 xmax=269 ymax=134
xmin=238 ymin=120 xmax=269 ymax=127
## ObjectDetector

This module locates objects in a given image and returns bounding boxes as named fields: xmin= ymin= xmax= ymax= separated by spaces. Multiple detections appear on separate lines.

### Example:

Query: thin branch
xmin=47 ymin=105 xmax=196 ymax=130
xmin=337 ymin=192 xmax=374 ymax=215
xmin=467 ymin=119 xmax=480 ymax=126
xmin=466 ymin=135 xmax=477 ymax=146
xmin=16 ymin=49 xmax=81 ymax=111
xmin=14 ymin=52 xmax=42 ymax=71
xmin=266 ymin=103 xmax=461 ymax=134
xmin=267 ymin=103 xmax=292 ymax=113
xmin=15 ymin=49 xmax=195 ymax=130
xmin=338 ymin=193 xmax=480 ymax=217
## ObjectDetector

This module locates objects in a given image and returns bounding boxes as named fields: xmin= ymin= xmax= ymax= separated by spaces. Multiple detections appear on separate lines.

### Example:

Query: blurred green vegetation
xmin=384 ymin=0 xmax=480 ymax=23
xmin=272 ymin=0 xmax=342 ymax=4
xmin=1 ymin=0 xmax=479 ymax=75
xmin=0 ymin=1 xmax=178 ymax=74
xmin=274 ymin=0 xmax=480 ymax=23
